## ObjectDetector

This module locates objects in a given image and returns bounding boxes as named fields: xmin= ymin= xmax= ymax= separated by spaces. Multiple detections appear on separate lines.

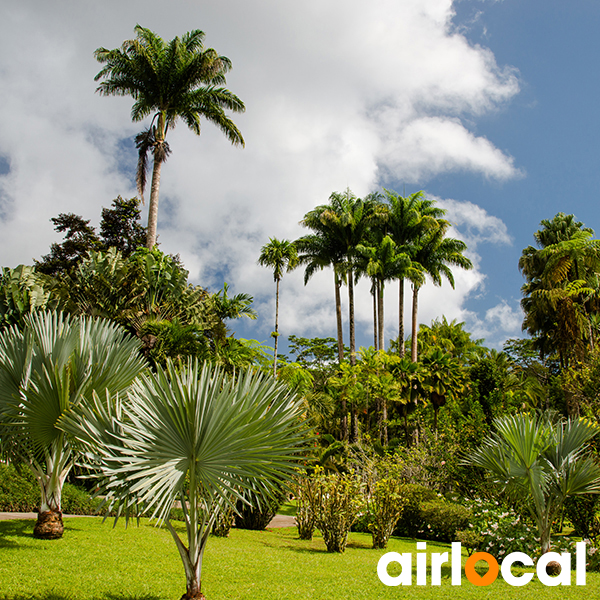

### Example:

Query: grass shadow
xmin=0 ymin=519 xmax=35 ymax=547
xmin=1 ymin=595 xmax=163 ymax=600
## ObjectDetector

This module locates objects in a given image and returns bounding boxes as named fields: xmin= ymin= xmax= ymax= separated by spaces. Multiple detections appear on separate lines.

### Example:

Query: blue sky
xmin=0 ymin=0 xmax=597 ymax=355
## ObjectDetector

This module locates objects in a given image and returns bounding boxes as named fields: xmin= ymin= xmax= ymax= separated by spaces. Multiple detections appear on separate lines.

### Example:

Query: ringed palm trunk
xmin=411 ymin=284 xmax=419 ymax=362
xmin=398 ymin=278 xmax=405 ymax=357
xmin=146 ymin=156 xmax=163 ymax=249
xmin=372 ymin=280 xmax=378 ymax=350
xmin=377 ymin=278 xmax=384 ymax=352
xmin=334 ymin=272 xmax=347 ymax=440
xmin=348 ymin=267 xmax=356 ymax=367
xmin=273 ymin=278 xmax=280 ymax=378
xmin=334 ymin=272 xmax=344 ymax=363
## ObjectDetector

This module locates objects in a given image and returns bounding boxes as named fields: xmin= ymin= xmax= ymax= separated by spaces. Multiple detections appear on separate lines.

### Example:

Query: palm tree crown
xmin=258 ymin=238 xmax=298 ymax=376
xmin=95 ymin=26 xmax=246 ymax=249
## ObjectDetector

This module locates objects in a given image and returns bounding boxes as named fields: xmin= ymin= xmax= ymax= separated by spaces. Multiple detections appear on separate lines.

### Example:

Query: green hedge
xmin=418 ymin=499 xmax=472 ymax=542
xmin=0 ymin=463 xmax=100 ymax=514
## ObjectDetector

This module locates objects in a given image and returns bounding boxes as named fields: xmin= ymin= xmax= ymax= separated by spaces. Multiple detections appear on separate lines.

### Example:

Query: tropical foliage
xmin=62 ymin=360 xmax=306 ymax=600
xmin=0 ymin=311 xmax=145 ymax=538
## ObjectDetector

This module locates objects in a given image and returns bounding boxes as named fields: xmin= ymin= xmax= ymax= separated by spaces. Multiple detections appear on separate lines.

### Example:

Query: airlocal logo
xmin=377 ymin=542 xmax=587 ymax=587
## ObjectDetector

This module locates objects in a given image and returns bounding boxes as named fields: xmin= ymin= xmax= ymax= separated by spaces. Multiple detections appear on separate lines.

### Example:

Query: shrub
xmin=235 ymin=487 xmax=286 ymax=531
xmin=394 ymin=484 xmax=437 ymax=538
xmin=456 ymin=529 xmax=484 ymax=556
xmin=313 ymin=472 xmax=364 ymax=553
xmin=212 ymin=504 xmax=235 ymax=537
xmin=565 ymin=493 xmax=600 ymax=542
xmin=0 ymin=463 xmax=100 ymax=514
xmin=418 ymin=499 xmax=471 ymax=542
xmin=463 ymin=498 xmax=539 ymax=560
xmin=62 ymin=483 xmax=100 ymax=515
xmin=294 ymin=474 xmax=318 ymax=540
xmin=366 ymin=477 xmax=407 ymax=549
xmin=0 ymin=463 xmax=38 ymax=511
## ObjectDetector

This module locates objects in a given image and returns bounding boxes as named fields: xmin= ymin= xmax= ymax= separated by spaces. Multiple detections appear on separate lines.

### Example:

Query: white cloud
xmin=0 ymin=0 xmax=523 ymax=348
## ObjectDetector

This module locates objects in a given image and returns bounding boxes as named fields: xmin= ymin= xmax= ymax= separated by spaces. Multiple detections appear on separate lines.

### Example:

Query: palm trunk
xmin=334 ymin=271 xmax=347 ymax=440
xmin=273 ymin=278 xmax=280 ymax=378
xmin=334 ymin=272 xmax=344 ymax=363
xmin=32 ymin=445 xmax=72 ymax=539
xmin=372 ymin=280 xmax=378 ymax=350
xmin=377 ymin=278 xmax=384 ymax=352
xmin=146 ymin=156 xmax=163 ymax=249
xmin=348 ymin=267 xmax=356 ymax=366
xmin=398 ymin=279 xmax=405 ymax=357
xmin=411 ymin=285 xmax=419 ymax=362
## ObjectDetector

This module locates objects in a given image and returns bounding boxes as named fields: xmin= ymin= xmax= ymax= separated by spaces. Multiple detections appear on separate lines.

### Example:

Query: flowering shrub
xmin=462 ymin=498 xmax=539 ymax=560
xmin=366 ymin=477 xmax=407 ymax=549
xmin=294 ymin=473 xmax=318 ymax=540
xmin=313 ymin=471 xmax=364 ymax=553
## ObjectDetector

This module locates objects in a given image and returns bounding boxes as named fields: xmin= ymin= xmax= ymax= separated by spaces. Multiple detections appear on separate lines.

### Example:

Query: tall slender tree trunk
xmin=348 ymin=267 xmax=356 ymax=366
xmin=398 ymin=279 xmax=405 ymax=356
xmin=377 ymin=278 xmax=384 ymax=352
xmin=146 ymin=157 xmax=163 ymax=249
xmin=334 ymin=272 xmax=344 ymax=363
xmin=273 ymin=278 xmax=280 ymax=378
xmin=334 ymin=271 xmax=347 ymax=440
xmin=411 ymin=285 xmax=419 ymax=362
xmin=372 ymin=280 xmax=378 ymax=350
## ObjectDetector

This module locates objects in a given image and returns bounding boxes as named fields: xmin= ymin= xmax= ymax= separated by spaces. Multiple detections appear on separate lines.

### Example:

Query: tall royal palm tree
xmin=410 ymin=222 xmax=472 ymax=362
xmin=94 ymin=26 xmax=245 ymax=249
xmin=258 ymin=238 xmax=298 ymax=377
xmin=384 ymin=190 xmax=444 ymax=355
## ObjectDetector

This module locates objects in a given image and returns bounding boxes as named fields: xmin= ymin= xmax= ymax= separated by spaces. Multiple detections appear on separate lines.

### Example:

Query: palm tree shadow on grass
xmin=1 ymin=594 xmax=162 ymax=600
xmin=0 ymin=519 xmax=35 ymax=547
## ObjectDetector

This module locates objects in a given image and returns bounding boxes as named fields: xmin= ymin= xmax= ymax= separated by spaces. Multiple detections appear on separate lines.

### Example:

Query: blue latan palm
xmin=63 ymin=359 xmax=306 ymax=600
xmin=467 ymin=413 xmax=600 ymax=554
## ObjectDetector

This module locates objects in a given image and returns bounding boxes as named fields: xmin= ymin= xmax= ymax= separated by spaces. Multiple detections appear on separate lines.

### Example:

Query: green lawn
xmin=0 ymin=517 xmax=597 ymax=600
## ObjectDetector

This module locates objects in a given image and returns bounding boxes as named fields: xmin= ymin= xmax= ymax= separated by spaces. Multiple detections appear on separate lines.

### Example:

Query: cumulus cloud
xmin=0 ymin=0 xmax=523 ymax=348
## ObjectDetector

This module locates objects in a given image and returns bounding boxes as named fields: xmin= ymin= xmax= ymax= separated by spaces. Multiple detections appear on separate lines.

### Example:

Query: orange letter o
xmin=465 ymin=552 xmax=499 ymax=586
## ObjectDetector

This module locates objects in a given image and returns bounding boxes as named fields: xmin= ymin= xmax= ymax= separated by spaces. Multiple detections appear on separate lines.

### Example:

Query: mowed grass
xmin=0 ymin=517 xmax=598 ymax=600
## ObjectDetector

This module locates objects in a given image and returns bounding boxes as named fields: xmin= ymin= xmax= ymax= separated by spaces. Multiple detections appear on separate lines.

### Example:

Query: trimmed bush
xmin=0 ymin=463 xmax=100 ymax=514
xmin=393 ymin=484 xmax=437 ymax=538
xmin=418 ymin=499 xmax=471 ymax=542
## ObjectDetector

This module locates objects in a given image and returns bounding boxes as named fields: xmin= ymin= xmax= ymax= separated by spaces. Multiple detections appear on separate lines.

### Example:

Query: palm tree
xmin=62 ymin=359 xmax=306 ymax=600
xmin=94 ymin=26 xmax=245 ymax=249
xmin=409 ymin=222 xmax=472 ymax=362
xmin=520 ymin=214 xmax=600 ymax=367
xmin=258 ymin=238 xmax=298 ymax=376
xmin=0 ymin=311 xmax=146 ymax=539
xmin=384 ymin=190 xmax=444 ymax=355
xmin=356 ymin=235 xmax=410 ymax=351
xmin=466 ymin=413 xmax=600 ymax=554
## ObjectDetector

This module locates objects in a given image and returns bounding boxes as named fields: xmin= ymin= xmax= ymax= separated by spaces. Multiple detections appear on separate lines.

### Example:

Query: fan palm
xmin=62 ymin=359 xmax=306 ymax=600
xmin=94 ymin=26 xmax=245 ymax=249
xmin=466 ymin=413 xmax=600 ymax=554
xmin=258 ymin=238 xmax=298 ymax=376
xmin=0 ymin=311 xmax=146 ymax=539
